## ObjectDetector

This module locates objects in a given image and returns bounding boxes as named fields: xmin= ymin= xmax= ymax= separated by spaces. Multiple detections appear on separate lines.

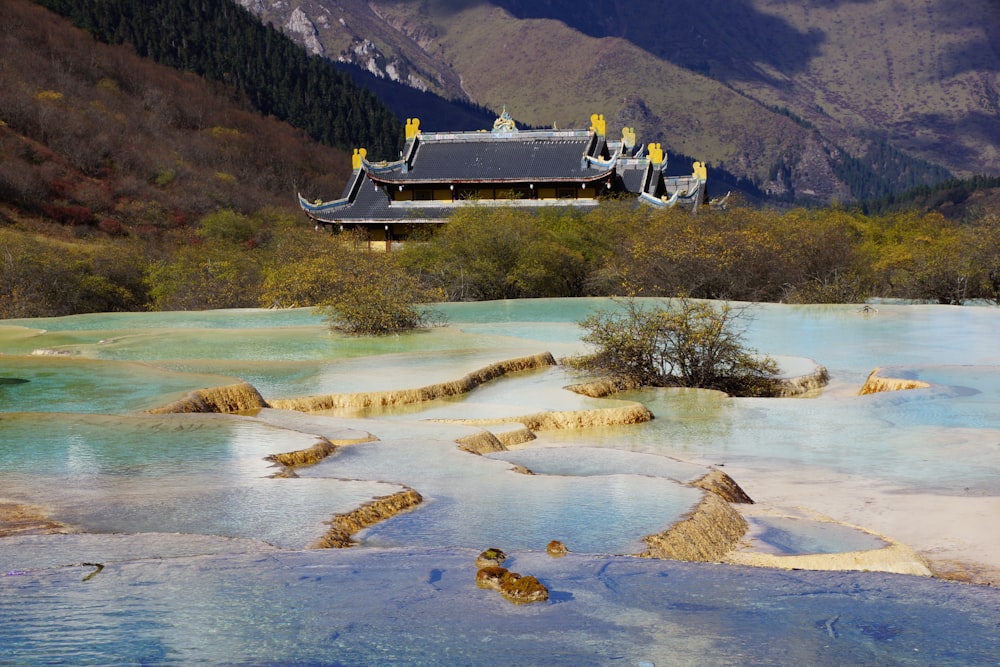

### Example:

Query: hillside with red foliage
xmin=0 ymin=0 xmax=349 ymax=238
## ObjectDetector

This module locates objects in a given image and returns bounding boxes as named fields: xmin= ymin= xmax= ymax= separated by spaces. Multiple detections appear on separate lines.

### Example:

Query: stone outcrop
xmin=497 ymin=572 xmax=549 ymax=604
xmin=311 ymin=487 xmax=423 ymax=548
xmin=475 ymin=565 xmax=509 ymax=590
xmin=269 ymin=353 xmax=557 ymax=413
xmin=475 ymin=565 xmax=549 ymax=604
xmin=858 ymin=368 xmax=931 ymax=395
xmin=147 ymin=382 xmax=268 ymax=414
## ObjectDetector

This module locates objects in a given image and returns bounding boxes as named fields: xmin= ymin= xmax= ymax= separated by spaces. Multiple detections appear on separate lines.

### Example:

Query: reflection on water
xmin=2 ymin=299 xmax=1000 ymax=664
xmin=4 ymin=299 xmax=1000 ymax=540
xmin=745 ymin=516 xmax=889 ymax=555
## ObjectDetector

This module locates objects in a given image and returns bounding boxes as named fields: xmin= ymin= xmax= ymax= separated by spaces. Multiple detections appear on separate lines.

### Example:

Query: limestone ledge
xmin=436 ymin=403 xmax=654 ymax=431
xmin=265 ymin=431 xmax=378 ymax=475
xmin=269 ymin=352 xmax=557 ymax=413
xmin=691 ymin=469 xmax=755 ymax=504
xmin=0 ymin=501 xmax=71 ymax=538
xmin=454 ymin=431 xmax=507 ymax=455
xmin=725 ymin=541 xmax=932 ymax=576
xmin=146 ymin=382 xmax=268 ymax=414
xmin=638 ymin=470 xmax=753 ymax=563
xmin=774 ymin=365 xmax=830 ymax=397
xmin=311 ymin=488 xmax=423 ymax=548
xmin=858 ymin=368 xmax=931 ymax=395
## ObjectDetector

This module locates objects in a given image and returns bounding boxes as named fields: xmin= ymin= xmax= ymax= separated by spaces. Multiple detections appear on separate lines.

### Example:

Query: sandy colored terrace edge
xmin=268 ymin=352 xmax=558 ymax=413
xmin=639 ymin=470 xmax=752 ymax=562
xmin=146 ymin=382 xmax=268 ymax=414
xmin=0 ymin=502 xmax=71 ymax=538
xmin=310 ymin=488 xmax=424 ymax=548
xmin=858 ymin=368 xmax=932 ymax=395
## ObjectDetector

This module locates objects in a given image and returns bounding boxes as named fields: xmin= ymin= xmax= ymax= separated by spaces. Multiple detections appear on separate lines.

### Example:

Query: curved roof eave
xmin=365 ymin=168 xmax=617 ymax=186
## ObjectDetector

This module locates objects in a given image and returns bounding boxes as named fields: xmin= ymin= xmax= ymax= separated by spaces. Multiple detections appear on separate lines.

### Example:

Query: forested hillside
xmin=1 ymin=0 xmax=350 ymax=227
xmin=33 ymin=0 xmax=403 ymax=160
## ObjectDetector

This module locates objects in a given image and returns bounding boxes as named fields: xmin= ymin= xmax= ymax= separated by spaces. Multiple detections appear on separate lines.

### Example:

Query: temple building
xmin=299 ymin=110 xmax=714 ymax=249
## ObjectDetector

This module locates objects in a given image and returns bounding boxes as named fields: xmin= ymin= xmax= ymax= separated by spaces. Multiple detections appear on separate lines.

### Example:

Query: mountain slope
xmin=1 ymin=0 xmax=350 ymax=232
xmin=244 ymin=0 xmax=998 ymax=202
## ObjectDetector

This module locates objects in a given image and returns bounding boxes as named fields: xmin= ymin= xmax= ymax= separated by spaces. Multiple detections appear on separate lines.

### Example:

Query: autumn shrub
xmin=317 ymin=250 xmax=444 ymax=335
xmin=399 ymin=206 xmax=599 ymax=300
xmin=571 ymin=297 xmax=779 ymax=396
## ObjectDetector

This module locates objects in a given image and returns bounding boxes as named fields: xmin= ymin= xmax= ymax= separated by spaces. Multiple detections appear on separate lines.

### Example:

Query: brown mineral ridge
xmin=441 ymin=403 xmax=653 ymax=431
xmin=311 ymin=488 xmax=423 ymax=548
xmin=0 ymin=502 xmax=69 ymax=537
xmin=269 ymin=353 xmax=558 ymax=413
xmin=266 ymin=433 xmax=376 ymax=469
xmin=640 ymin=492 xmax=749 ymax=562
xmin=858 ymin=368 xmax=931 ymax=395
xmin=147 ymin=382 xmax=268 ymax=414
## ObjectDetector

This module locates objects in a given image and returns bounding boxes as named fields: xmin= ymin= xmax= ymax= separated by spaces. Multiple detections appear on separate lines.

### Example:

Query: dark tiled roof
xmin=306 ymin=177 xmax=450 ymax=224
xmin=617 ymin=161 xmax=652 ymax=194
xmin=370 ymin=133 xmax=610 ymax=184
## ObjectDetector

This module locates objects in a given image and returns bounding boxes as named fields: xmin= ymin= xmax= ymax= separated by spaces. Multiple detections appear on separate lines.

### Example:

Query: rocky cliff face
xmin=235 ymin=0 xmax=467 ymax=100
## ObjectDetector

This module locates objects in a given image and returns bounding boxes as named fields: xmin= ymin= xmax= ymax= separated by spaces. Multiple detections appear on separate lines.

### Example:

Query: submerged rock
xmin=475 ymin=566 xmax=508 ymax=591
xmin=498 ymin=572 xmax=549 ymax=605
xmin=546 ymin=540 xmax=568 ymax=557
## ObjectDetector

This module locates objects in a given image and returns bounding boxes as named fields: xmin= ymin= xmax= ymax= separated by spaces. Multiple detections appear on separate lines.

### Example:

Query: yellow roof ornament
xmin=405 ymin=118 xmax=421 ymax=140
xmin=589 ymin=113 xmax=606 ymax=137
xmin=351 ymin=147 xmax=367 ymax=170
xmin=622 ymin=127 xmax=636 ymax=150
xmin=648 ymin=143 xmax=664 ymax=166
xmin=693 ymin=161 xmax=707 ymax=180
xmin=492 ymin=107 xmax=517 ymax=133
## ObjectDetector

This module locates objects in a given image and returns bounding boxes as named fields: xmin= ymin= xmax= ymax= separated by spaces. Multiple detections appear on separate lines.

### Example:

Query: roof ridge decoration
xmin=622 ymin=127 xmax=637 ymax=154
xmin=589 ymin=113 xmax=607 ymax=137
xmin=351 ymin=148 xmax=367 ymax=170
xmin=492 ymin=108 xmax=517 ymax=135
xmin=405 ymin=118 xmax=421 ymax=140
xmin=298 ymin=109 xmax=717 ymax=234
xmin=648 ymin=143 xmax=664 ymax=168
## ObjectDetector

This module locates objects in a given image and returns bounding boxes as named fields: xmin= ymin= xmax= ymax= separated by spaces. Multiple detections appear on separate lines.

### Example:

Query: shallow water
xmin=2 ymin=298 xmax=1000 ymax=664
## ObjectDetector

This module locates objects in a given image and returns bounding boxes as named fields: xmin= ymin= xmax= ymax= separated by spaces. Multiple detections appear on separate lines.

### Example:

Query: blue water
xmin=2 ymin=298 xmax=1000 ymax=664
